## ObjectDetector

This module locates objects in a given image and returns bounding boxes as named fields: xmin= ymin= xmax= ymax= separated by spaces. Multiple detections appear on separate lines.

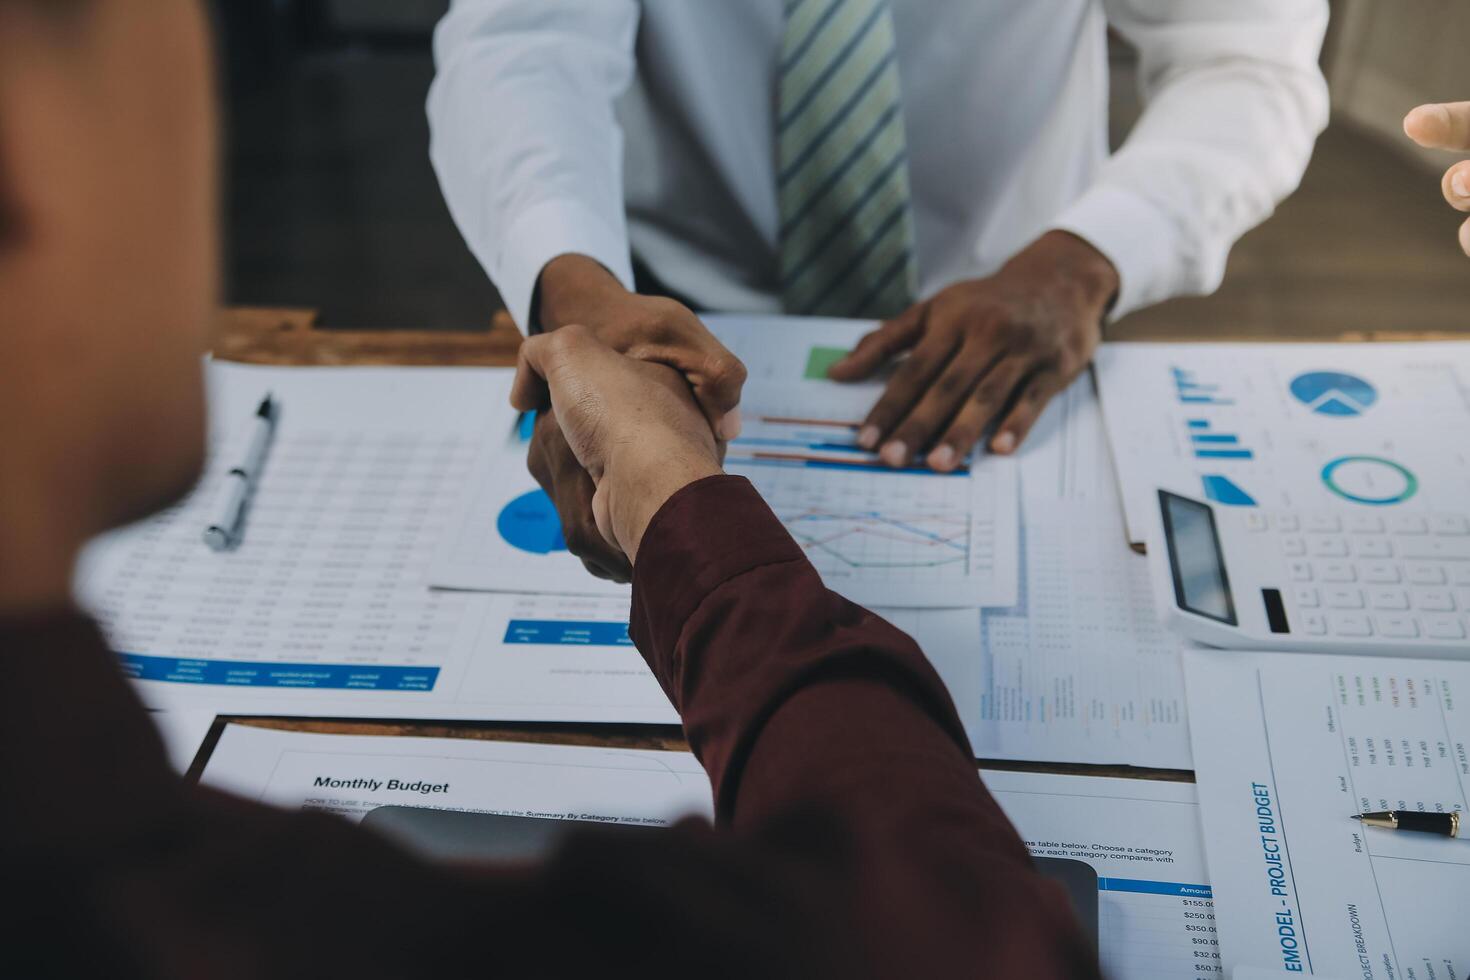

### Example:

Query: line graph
xmin=730 ymin=449 xmax=995 ymax=597
xmin=703 ymin=377 xmax=1019 ymax=606
xmin=782 ymin=510 xmax=970 ymax=570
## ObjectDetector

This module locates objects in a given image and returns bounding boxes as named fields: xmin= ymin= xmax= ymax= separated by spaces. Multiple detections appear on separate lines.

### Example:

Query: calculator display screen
xmin=1159 ymin=491 xmax=1238 ymax=625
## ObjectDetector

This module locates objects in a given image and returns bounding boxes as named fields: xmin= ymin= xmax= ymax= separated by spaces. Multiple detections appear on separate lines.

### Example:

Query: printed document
xmin=430 ymin=316 xmax=1020 ymax=609
xmin=74 ymin=360 xmax=985 ymax=724
xmin=201 ymin=725 xmax=1215 ymax=978
xmin=1016 ymin=371 xmax=1121 ymax=505
xmin=987 ymin=771 xmax=1220 ymax=980
xmin=1094 ymin=342 xmax=1470 ymax=544
xmin=77 ymin=362 xmax=507 ymax=717
xmin=94 ymin=568 xmax=984 ymax=729
xmin=716 ymin=318 xmax=1014 ymax=614
xmin=980 ymin=371 xmax=1195 ymax=769
xmin=1184 ymin=649 xmax=1468 ymax=978
xmin=202 ymin=725 xmax=713 ymax=826
xmin=977 ymin=499 xmax=1194 ymax=769
xmin=447 ymin=598 xmax=988 ymax=741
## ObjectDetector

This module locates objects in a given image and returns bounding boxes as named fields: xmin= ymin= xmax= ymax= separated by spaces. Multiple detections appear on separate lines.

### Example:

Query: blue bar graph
xmin=1202 ymin=474 xmax=1256 ymax=506
xmin=1186 ymin=418 xmax=1253 ymax=460
xmin=1171 ymin=367 xmax=1234 ymax=405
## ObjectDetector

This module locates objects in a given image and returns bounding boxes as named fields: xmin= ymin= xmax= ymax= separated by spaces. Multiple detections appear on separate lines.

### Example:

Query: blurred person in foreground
xmin=0 ymin=2 xmax=1096 ymax=976
xmin=429 ymin=0 xmax=1331 ymax=582
xmin=1406 ymin=101 xmax=1470 ymax=257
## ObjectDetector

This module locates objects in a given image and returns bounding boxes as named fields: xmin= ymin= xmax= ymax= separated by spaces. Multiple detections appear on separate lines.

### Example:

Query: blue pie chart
xmin=497 ymin=490 xmax=567 ymax=554
xmin=1289 ymin=371 xmax=1377 ymax=417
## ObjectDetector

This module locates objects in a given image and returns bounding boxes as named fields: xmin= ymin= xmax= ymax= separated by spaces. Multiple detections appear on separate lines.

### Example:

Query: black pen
xmin=1353 ymin=810 xmax=1463 ymax=839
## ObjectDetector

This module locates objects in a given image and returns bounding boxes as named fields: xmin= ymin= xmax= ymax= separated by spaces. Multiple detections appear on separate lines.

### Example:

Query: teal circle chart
xmin=1320 ymin=455 xmax=1418 ymax=506
xmin=1289 ymin=371 xmax=1377 ymax=416
xmin=497 ymin=489 xmax=567 ymax=554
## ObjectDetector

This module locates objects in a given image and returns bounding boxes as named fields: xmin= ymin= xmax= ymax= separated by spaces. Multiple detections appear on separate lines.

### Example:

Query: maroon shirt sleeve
xmin=0 ymin=475 xmax=1098 ymax=979
xmin=631 ymin=476 xmax=1098 ymax=975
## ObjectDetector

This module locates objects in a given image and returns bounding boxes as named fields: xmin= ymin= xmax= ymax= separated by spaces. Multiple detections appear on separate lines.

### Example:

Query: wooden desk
xmin=195 ymin=306 xmax=1198 ymax=782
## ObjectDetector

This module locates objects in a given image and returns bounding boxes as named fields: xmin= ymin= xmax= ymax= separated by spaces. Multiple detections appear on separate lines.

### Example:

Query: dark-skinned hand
xmin=827 ymin=230 xmax=1119 ymax=472
xmin=525 ymin=254 xmax=745 ymax=582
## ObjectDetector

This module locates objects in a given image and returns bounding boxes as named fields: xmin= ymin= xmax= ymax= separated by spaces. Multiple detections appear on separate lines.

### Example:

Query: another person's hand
xmin=1404 ymin=102 xmax=1470 ymax=257
xmin=826 ymin=231 xmax=1118 ymax=471
xmin=526 ymin=254 xmax=746 ymax=581
xmin=511 ymin=325 xmax=723 ymax=563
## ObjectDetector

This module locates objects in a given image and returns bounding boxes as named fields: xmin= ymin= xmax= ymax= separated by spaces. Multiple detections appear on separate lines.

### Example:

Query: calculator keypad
xmin=1259 ymin=511 xmax=1470 ymax=644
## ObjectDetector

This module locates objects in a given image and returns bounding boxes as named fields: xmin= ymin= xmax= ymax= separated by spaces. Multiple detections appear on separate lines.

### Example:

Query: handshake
xmin=512 ymin=320 xmax=727 ymax=575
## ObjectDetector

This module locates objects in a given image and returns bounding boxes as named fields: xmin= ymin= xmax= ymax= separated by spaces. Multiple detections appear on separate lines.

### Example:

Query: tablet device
xmin=363 ymin=806 xmax=1100 ymax=944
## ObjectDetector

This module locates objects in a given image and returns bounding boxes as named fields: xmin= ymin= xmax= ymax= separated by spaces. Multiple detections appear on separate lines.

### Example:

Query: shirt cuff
xmin=629 ymin=475 xmax=804 ymax=693
xmin=494 ymin=199 xmax=636 ymax=334
xmin=1050 ymin=183 xmax=1184 ymax=321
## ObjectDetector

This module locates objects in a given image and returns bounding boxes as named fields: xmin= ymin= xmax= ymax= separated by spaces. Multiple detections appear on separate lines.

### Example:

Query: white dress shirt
xmin=427 ymin=0 xmax=1329 ymax=333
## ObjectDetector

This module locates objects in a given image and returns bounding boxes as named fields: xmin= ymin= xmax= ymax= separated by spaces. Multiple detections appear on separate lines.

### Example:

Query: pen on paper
xmin=203 ymin=394 xmax=278 ymax=551
xmin=1352 ymin=810 xmax=1463 ymax=839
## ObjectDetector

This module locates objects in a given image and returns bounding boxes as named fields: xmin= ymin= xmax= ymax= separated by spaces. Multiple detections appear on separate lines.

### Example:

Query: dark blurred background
xmin=215 ymin=0 xmax=497 ymax=329
xmin=214 ymin=0 xmax=1470 ymax=336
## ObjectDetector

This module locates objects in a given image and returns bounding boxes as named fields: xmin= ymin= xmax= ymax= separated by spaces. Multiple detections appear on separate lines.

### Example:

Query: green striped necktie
xmin=777 ymin=0 xmax=918 ymax=319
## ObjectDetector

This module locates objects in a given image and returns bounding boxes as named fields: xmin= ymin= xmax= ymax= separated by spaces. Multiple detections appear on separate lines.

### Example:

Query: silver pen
xmin=203 ymin=394 xmax=277 ymax=551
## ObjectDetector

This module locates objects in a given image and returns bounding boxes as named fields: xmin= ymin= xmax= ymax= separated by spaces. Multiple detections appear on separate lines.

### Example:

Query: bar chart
xmin=1185 ymin=418 xmax=1254 ymax=460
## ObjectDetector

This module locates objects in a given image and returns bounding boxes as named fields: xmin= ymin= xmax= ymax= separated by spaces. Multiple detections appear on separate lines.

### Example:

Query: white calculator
xmin=1146 ymin=490 xmax=1470 ymax=658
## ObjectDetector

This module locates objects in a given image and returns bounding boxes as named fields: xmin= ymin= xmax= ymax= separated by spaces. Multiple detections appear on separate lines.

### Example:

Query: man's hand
xmin=826 ymin=231 xmax=1118 ymax=471
xmin=527 ymin=254 xmax=746 ymax=582
xmin=1405 ymin=102 xmax=1470 ymax=257
xmin=511 ymin=325 xmax=723 ymax=563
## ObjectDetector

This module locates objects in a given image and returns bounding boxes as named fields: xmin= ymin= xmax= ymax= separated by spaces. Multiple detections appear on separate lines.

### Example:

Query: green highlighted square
xmin=804 ymin=346 xmax=851 ymax=380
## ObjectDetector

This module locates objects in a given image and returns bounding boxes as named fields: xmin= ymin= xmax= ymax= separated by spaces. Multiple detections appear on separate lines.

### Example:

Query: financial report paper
xmin=977 ymin=499 xmax=1193 ymax=769
xmin=430 ymin=316 xmax=1020 ymax=609
xmin=1017 ymin=370 xmax=1122 ymax=506
xmin=1094 ymin=342 xmax=1470 ymax=545
xmin=1184 ymin=650 xmax=1468 ymax=979
xmin=987 ymin=771 xmax=1220 ymax=980
xmin=459 ymin=597 xmax=989 ymax=741
xmin=202 ymin=726 xmax=714 ymax=826
xmin=74 ymin=362 xmax=521 ymax=718
xmin=978 ymin=372 xmax=1195 ymax=769
xmin=202 ymin=725 xmax=1216 ymax=979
